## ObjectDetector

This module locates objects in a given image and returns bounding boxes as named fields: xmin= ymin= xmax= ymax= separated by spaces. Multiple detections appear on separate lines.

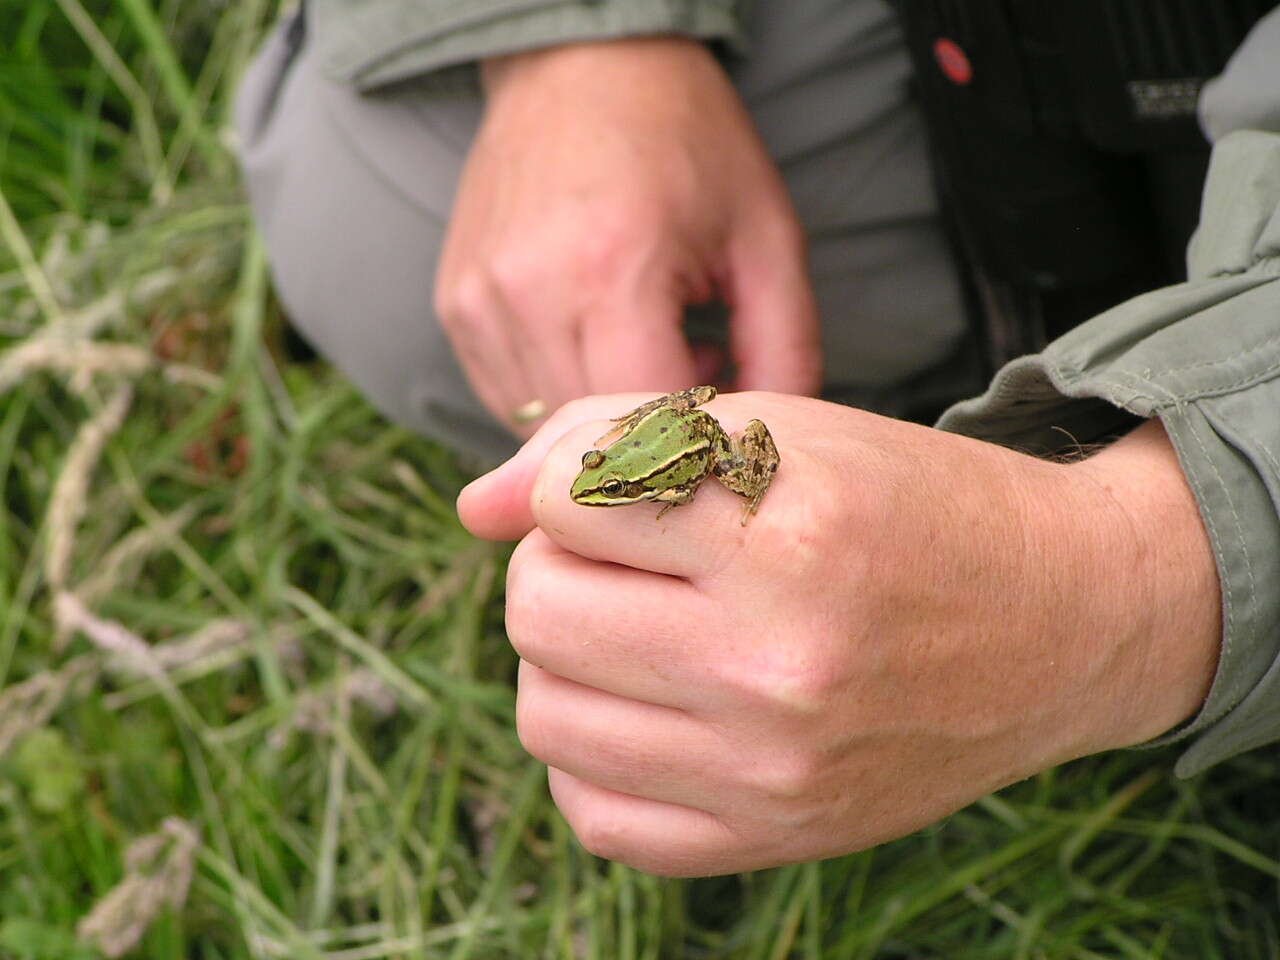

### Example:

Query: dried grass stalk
xmin=77 ymin=502 xmax=200 ymax=604
xmin=0 ymin=289 xmax=130 ymax=393
xmin=149 ymin=619 xmax=254 ymax=671
xmin=0 ymin=655 xmax=98 ymax=757
xmin=270 ymin=668 xmax=397 ymax=747
xmin=77 ymin=818 xmax=200 ymax=958
xmin=53 ymin=592 xmax=164 ymax=681
xmin=0 ymin=610 xmax=255 ymax=750
xmin=0 ymin=339 xmax=151 ymax=394
xmin=45 ymin=385 xmax=134 ymax=600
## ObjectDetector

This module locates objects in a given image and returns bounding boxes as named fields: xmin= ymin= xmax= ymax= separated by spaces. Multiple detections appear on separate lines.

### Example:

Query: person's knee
xmin=235 ymin=29 xmax=511 ymax=460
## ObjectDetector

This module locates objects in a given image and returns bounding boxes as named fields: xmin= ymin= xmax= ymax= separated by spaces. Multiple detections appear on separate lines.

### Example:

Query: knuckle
xmin=504 ymin=581 xmax=547 ymax=665
xmin=748 ymin=752 xmax=824 ymax=804
xmin=504 ymin=534 xmax=533 ymax=596
xmin=558 ymin=789 xmax=732 ymax=876
xmin=572 ymin=810 xmax=632 ymax=864
xmin=434 ymin=270 xmax=493 ymax=329
xmin=576 ymin=232 xmax=627 ymax=279
xmin=760 ymin=485 xmax=845 ymax=578
xmin=514 ymin=689 xmax=553 ymax=763
xmin=486 ymin=251 xmax=541 ymax=304
xmin=775 ymin=658 xmax=842 ymax=716
xmin=503 ymin=587 xmax=529 ymax=641
xmin=504 ymin=537 xmax=530 ymax=592
xmin=720 ymin=647 xmax=842 ymax=720
xmin=572 ymin=210 xmax=651 ymax=280
xmin=504 ymin=548 xmax=554 ymax=665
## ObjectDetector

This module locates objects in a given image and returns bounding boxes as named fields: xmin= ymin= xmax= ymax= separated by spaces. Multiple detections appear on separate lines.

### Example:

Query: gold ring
xmin=511 ymin=399 xmax=548 ymax=424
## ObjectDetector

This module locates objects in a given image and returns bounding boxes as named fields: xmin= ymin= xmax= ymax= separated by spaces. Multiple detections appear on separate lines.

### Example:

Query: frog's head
xmin=570 ymin=448 xmax=654 ymax=507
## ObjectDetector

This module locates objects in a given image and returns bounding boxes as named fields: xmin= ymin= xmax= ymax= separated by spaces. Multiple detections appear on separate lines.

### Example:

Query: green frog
xmin=570 ymin=387 xmax=780 ymax=525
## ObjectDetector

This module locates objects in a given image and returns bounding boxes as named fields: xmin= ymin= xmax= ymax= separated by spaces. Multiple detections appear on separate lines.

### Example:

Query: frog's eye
xmin=601 ymin=477 xmax=626 ymax=497
xmin=582 ymin=450 xmax=605 ymax=469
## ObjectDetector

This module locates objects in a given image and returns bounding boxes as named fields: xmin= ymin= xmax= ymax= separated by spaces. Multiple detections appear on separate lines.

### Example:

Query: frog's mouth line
xmin=573 ymin=481 xmax=657 ymax=506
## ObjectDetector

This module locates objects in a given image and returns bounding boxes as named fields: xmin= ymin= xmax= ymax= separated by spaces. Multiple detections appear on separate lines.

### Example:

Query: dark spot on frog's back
xmin=660 ymin=427 xmax=668 ymax=434
xmin=632 ymin=441 xmax=641 ymax=448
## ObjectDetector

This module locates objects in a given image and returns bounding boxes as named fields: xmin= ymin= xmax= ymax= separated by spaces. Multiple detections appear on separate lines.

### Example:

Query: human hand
xmin=435 ymin=39 xmax=820 ymax=438
xmin=458 ymin=393 xmax=1220 ymax=876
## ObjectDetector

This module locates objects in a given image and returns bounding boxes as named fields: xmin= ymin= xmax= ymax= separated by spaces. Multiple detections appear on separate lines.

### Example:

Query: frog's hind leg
xmin=713 ymin=419 xmax=780 ymax=525
xmin=595 ymin=386 xmax=718 ymax=445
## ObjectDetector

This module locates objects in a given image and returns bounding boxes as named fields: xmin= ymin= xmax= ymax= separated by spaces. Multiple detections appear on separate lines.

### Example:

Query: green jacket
xmin=312 ymin=0 xmax=1280 ymax=777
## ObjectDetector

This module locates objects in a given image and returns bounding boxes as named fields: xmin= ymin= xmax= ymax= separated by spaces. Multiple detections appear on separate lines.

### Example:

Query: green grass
xmin=1 ymin=2 xmax=1279 ymax=957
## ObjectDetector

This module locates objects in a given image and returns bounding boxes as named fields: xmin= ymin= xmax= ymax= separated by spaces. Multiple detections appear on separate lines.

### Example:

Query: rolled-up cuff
xmin=1156 ymin=377 xmax=1280 ymax=776
xmin=310 ymin=0 xmax=747 ymax=91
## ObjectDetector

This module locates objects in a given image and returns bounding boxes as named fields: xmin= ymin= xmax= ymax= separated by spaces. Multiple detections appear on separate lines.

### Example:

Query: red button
xmin=933 ymin=37 xmax=973 ymax=86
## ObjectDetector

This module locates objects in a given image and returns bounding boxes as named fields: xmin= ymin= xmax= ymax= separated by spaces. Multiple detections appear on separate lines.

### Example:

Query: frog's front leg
xmin=595 ymin=386 xmax=718 ymax=445
xmin=712 ymin=420 xmax=780 ymax=525
xmin=652 ymin=483 xmax=698 ymax=520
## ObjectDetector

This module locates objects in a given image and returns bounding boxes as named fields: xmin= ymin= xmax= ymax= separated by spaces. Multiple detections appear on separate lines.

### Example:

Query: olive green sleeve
xmin=937 ymin=128 xmax=1280 ymax=777
xmin=308 ymin=0 xmax=750 ymax=91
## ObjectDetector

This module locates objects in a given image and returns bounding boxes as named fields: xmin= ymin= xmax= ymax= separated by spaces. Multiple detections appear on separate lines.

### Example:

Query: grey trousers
xmin=235 ymin=1 xmax=967 ymax=463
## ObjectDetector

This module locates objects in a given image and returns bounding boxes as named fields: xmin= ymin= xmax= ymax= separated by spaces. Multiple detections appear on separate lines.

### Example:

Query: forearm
xmin=1070 ymin=419 xmax=1220 ymax=749
xmin=938 ymin=129 xmax=1280 ymax=775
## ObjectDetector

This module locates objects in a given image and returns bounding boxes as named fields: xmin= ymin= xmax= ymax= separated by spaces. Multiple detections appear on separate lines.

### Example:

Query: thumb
xmin=456 ymin=392 xmax=654 ymax=541
xmin=725 ymin=228 xmax=822 ymax=396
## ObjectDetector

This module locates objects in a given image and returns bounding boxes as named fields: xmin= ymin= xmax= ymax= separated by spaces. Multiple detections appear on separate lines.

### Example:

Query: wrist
xmin=479 ymin=47 xmax=546 ymax=94
xmin=1060 ymin=419 xmax=1221 ymax=752
xmin=480 ymin=36 xmax=714 ymax=99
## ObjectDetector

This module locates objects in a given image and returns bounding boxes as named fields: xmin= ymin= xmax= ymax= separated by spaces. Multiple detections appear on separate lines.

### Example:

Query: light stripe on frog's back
xmin=634 ymin=435 xmax=710 ymax=491
xmin=619 ymin=408 xmax=711 ymax=492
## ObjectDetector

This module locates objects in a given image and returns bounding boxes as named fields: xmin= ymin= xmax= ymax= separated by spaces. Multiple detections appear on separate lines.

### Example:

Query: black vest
xmin=894 ymin=1 xmax=1275 ymax=372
